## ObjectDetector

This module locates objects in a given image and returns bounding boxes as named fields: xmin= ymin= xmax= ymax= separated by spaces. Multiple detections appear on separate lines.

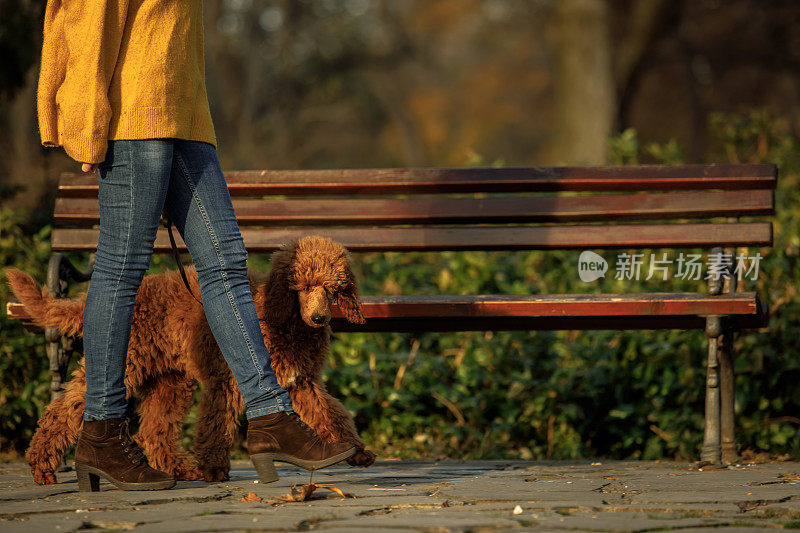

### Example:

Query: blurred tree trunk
xmin=613 ymin=0 xmax=674 ymax=129
xmin=548 ymin=0 xmax=615 ymax=165
xmin=202 ymin=0 xmax=232 ymax=150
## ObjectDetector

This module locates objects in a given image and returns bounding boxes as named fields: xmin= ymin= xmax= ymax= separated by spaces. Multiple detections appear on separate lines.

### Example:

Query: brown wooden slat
xmin=9 ymin=293 xmax=767 ymax=332
xmin=333 ymin=293 xmax=762 ymax=318
xmin=56 ymin=164 xmax=777 ymax=197
xmin=329 ymin=315 xmax=767 ymax=332
xmin=327 ymin=292 xmax=767 ymax=332
xmin=5 ymin=301 xmax=46 ymax=331
xmin=53 ymin=189 xmax=775 ymax=227
xmin=7 ymin=314 xmax=763 ymax=333
xmin=50 ymin=222 xmax=773 ymax=252
xmin=6 ymin=301 xmax=29 ymax=320
xmin=9 ymin=293 xmax=760 ymax=319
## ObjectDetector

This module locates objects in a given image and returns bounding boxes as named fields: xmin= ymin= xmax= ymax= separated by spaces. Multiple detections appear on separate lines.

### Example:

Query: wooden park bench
xmin=6 ymin=164 xmax=775 ymax=465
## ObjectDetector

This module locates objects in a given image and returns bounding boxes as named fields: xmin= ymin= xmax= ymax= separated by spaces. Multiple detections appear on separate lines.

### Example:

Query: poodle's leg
xmin=134 ymin=372 xmax=202 ymax=481
xmin=25 ymin=367 xmax=87 ymax=485
xmin=193 ymin=370 xmax=243 ymax=482
xmin=291 ymin=382 xmax=375 ymax=466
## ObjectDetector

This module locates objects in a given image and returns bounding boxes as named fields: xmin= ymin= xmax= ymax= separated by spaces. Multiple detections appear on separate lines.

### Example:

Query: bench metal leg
xmin=719 ymin=240 xmax=740 ymax=464
xmin=46 ymin=255 xmax=70 ymax=403
xmin=701 ymin=316 xmax=722 ymax=464
xmin=719 ymin=325 xmax=739 ymax=464
xmin=46 ymin=253 xmax=95 ymax=472
xmin=701 ymin=243 xmax=739 ymax=465
xmin=44 ymin=330 xmax=71 ymax=401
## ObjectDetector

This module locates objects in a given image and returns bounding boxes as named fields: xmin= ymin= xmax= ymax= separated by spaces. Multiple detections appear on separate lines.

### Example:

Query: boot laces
xmin=287 ymin=412 xmax=322 ymax=443
xmin=118 ymin=419 xmax=147 ymax=466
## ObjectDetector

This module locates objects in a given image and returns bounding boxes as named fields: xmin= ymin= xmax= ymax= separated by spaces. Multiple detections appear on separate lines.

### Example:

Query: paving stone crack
xmin=0 ymin=491 xmax=233 ymax=520
xmin=0 ymin=488 xmax=77 ymax=502
xmin=354 ymin=501 xmax=472 ymax=516
xmin=736 ymin=495 xmax=795 ymax=511
xmin=632 ymin=522 xmax=739 ymax=533
xmin=68 ymin=518 xmax=145 ymax=531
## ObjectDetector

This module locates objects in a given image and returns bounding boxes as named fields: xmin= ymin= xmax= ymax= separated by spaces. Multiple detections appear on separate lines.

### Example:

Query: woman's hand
xmin=81 ymin=162 xmax=98 ymax=173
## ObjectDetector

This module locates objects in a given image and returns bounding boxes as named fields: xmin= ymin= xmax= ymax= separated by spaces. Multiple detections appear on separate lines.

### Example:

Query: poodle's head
xmin=262 ymin=235 xmax=365 ymax=328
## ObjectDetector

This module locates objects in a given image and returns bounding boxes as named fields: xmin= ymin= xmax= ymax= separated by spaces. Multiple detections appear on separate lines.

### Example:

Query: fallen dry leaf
xmin=270 ymin=483 xmax=355 ymax=503
xmin=316 ymin=485 xmax=350 ymax=498
xmin=285 ymin=483 xmax=317 ymax=502
xmin=241 ymin=491 xmax=262 ymax=503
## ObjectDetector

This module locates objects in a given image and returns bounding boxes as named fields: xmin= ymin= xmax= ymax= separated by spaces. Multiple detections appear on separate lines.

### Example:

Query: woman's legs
xmin=83 ymin=140 xmax=174 ymax=421
xmin=164 ymin=139 xmax=293 ymax=418
xmin=82 ymin=138 xmax=293 ymax=422
xmin=81 ymin=138 xmax=350 ymax=487
xmin=78 ymin=139 xmax=177 ymax=491
xmin=161 ymin=142 xmax=355 ymax=484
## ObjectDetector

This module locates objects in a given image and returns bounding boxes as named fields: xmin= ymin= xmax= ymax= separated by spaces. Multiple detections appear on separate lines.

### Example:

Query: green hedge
xmin=0 ymin=209 xmax=52 ymax=454
xmin=2 ymin=110 xmax=798 ymax=461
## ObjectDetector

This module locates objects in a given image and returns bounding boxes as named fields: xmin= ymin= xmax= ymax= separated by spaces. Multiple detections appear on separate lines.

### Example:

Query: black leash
xmin=161 ymin=209 xmax=203 ymax=305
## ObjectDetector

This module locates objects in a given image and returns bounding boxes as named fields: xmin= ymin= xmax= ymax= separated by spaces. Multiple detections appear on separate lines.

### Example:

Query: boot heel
xmin=250 ymin=454 xmax=279 ymax=483
xmin=76 ymin=464 xmax=100 ymax=492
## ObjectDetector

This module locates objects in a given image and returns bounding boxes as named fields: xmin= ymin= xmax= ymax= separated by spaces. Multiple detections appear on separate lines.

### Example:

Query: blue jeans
xmin=82 ymin=139 xmax=294 ymax=421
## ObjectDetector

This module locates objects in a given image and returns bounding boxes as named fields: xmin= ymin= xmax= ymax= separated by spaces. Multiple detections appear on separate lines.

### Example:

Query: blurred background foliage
xmin=5 ymin=0 xmax=800 ymax=209
xmin=1 ymin=0 xmax=799 ymax=460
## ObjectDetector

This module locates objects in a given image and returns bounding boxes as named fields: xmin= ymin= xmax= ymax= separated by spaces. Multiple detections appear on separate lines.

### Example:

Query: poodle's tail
xmin=3 ymin=268 xmax=85 ymax=338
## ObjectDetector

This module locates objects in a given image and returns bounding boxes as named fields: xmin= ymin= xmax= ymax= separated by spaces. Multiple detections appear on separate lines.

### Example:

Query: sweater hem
xmin=108 ymin=105 xmax=217 ymax=149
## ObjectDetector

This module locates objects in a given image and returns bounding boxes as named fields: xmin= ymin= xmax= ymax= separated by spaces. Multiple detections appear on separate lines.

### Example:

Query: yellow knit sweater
xmin=37 ymin=0 xmax=217 ymax=165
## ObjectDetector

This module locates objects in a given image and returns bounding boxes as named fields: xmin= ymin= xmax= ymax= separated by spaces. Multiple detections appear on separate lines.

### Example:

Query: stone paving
xmin=1 ymin=458 xmax=799 ymax=532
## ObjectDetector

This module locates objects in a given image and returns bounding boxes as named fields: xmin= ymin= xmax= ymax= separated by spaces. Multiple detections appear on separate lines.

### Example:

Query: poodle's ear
xmin=263 ymin=241 xmax=298 ymax=324
xmin=337 ymin=255 xmax=365 ymax=324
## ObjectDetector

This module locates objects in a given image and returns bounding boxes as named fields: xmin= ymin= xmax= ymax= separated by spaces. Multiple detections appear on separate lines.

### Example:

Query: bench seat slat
xmin=328 ymin=292 xmax=767 ymax=331
xmin=56 ymin=163 xmax=777 ymax=197
xmin=329 ymin=315 xmax=766 ymax=332
xmin=6 ymin=292 xmax=762 ymax=318
xmin=53 ymin=189 xmax=774 ymax=226
xmin=5 ymin=302 xmax=38 ymax=324
xmin=334 ymin=293 xmax=761 ymax=318
xmin=8 ymin=292 xmax=766 ymax=333
xmin=51 ymin=222 xmax=773 ymax=252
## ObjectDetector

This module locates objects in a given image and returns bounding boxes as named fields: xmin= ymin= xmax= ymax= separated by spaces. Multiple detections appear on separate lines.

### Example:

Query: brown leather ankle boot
xmin=75 ymin=417 xmax=175 ymax=491
xmin=247 ymin=411 xmax=356 ymax=483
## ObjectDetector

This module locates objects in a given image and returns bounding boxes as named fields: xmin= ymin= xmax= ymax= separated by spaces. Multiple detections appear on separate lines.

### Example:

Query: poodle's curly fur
xmin=5 ymin=235 xmax=375 ymax=485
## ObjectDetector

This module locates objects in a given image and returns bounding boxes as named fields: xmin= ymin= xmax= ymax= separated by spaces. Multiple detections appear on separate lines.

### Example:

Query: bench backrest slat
xmin=51 ymin=222 xmax=773 ymax=253
xmin=56 ymin=164 xmax=776 ymax=197
xmin=54 ymin=189 xmax=774 ymax=226
xmin=51 ymin=164 xmax=776 ymax=253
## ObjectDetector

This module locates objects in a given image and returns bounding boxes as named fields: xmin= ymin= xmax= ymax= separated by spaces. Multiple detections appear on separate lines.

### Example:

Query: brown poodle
xmin=5 ymin=235 xmax=375 ymax=485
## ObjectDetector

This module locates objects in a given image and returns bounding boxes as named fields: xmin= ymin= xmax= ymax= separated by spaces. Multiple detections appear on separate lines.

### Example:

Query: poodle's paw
xmin=202 ymin=466 xmax=230 ymax=482
xmin=174 ymin=465 xmax=204 ymax=481
xmin=152 ymin=457 xmax=203 ymax=481
xmin=31 ymin=467 xmax=57 ymax=485
xmin=346 ymin=447 xmax=376 ymax=467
